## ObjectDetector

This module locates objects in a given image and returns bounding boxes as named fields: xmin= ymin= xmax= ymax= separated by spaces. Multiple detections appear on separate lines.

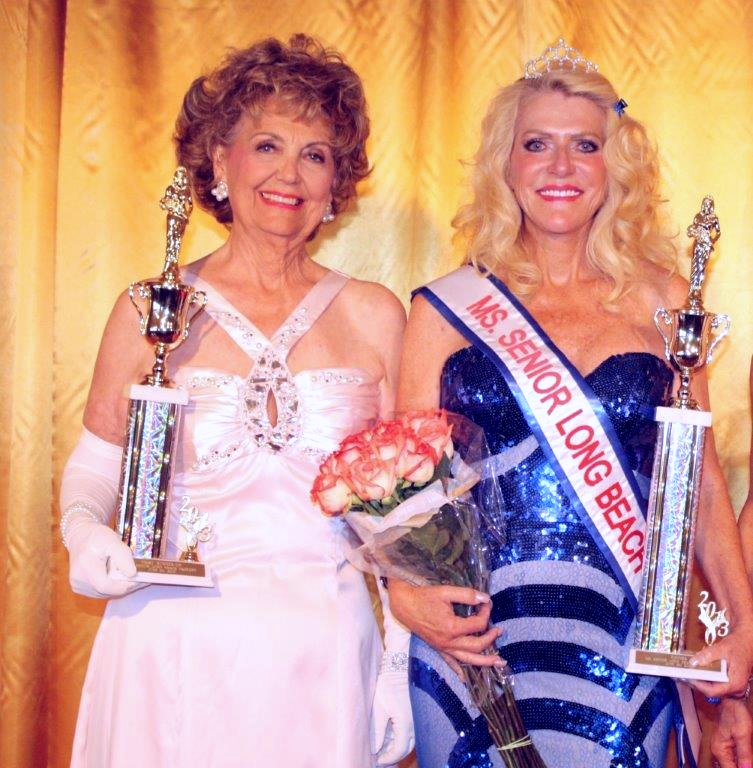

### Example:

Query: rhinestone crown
xmin=524 ymin=38 xmax=599 ymax=80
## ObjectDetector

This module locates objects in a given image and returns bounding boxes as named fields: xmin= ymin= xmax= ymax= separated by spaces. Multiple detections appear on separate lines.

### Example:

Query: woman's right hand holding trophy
xmin=60 ymin=430 xmax=139 ymax=597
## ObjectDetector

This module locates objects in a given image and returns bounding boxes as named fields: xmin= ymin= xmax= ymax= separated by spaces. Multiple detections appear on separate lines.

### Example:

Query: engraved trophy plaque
xmin=114 ymin=167 xmax=212 ymax=586
xmin=627 ymin=196 xmax=731 ymax=681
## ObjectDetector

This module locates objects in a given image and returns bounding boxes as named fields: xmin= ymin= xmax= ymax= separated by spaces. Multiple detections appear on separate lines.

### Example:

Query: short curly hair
xmin=175 ymin=34 xmax=370 ymax=225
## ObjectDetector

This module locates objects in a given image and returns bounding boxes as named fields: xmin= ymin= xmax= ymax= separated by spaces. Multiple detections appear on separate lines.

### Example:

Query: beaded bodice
xmin=178 ymin=272 xmax=380 ymax=471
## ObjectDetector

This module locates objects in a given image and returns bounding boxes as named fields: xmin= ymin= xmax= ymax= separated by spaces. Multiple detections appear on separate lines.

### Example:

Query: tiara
xmin=524 ymin=38 xmax=599 ymax=79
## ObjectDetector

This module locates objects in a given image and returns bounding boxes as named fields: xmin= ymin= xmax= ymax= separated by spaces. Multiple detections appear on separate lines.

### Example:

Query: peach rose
xmin=311 ymin=472 xmax=353 ymax=517
xmin=402 ymin=410 xmax=454 ymax=462
xmin=336 ymin=430 xmax=373 ymax=466
xmin=397 ymin=434 xmax=437 ymax=485
xmin=370 ymin=420 xmax=407 ymax=462
xmin=342 ymin=452 xmax=398 ymax=502
xmin=311 ymin=454 xmax=352 ymax=516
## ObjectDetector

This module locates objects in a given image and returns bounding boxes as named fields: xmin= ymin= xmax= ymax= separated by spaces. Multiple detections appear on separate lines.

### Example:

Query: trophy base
xmin=627 ymin=648 xmax=728 ymax=682
xmin=111 ymin=557 xmax=213 ymax=587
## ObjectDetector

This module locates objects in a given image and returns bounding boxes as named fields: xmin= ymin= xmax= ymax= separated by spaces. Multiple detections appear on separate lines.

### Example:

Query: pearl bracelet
xmin=60 ymin=502 xmax=103 ymax=549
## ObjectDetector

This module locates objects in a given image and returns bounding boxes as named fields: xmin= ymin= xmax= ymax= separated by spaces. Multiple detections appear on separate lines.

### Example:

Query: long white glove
xmin=371 ymin=579 xmax=415 ymax=766
xmin=60 ymin=428 xmax=139 ymax=598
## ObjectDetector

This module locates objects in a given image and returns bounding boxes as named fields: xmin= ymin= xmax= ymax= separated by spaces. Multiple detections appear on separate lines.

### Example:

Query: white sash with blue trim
xmin=421 ymin=264 xmax=700 ymax=767
xmin=425 ymin=265 xmax=646 ymax=607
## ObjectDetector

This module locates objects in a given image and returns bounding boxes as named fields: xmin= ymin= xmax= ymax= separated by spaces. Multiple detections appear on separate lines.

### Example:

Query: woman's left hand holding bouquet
xmin=311 ymin=408 xmax=505 ymax=682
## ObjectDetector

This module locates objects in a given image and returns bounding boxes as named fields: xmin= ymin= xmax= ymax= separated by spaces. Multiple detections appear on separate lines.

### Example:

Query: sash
xmin=420 ymin=265 xmax=699 ymax=767
xmin=423 ymin=265 xmax=646 ymax=608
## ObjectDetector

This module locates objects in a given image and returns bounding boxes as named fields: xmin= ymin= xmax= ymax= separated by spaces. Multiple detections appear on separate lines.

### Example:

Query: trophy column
xmin=117 ymin=386 xmax=193 ymax=572
xmin=627 ymin=196 xmax=730 ymax=681
xmin=114 ymin=167 xmax=211 ymax=586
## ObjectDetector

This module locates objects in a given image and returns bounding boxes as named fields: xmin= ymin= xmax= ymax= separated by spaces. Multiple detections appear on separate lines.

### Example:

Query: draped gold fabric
xmin=3 ymin=2 xmax=753 ymax=766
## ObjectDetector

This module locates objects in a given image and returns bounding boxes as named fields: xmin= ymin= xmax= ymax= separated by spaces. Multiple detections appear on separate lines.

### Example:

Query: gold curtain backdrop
xmin=3 ymin=1 xmax=753 ymax=766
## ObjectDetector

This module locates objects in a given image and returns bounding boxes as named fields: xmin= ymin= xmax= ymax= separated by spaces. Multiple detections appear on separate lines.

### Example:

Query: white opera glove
xmin=60 ymin=428 xmax=140 ymax=598
xmin=371 ymin=579 xmax=415 ymax=766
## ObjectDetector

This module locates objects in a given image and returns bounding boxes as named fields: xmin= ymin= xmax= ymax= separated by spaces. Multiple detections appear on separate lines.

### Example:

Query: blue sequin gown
xmin=409 ymin=341 xmax=677 ymax=768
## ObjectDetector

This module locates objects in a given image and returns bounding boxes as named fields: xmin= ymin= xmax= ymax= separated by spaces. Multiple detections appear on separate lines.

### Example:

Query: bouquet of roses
xmin=311 ymin=410 xmax=546 ymax=768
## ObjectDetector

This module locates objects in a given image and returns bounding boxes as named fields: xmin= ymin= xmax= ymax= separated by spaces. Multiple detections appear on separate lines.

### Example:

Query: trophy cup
xmin=627 ymin=196 xmax=731 ymax=681
xmin=114 ymin=167 xmax=211 ymax=586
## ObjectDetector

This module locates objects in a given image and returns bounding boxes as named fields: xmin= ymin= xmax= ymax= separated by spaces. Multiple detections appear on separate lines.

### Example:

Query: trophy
xmin=113 ymin=167 xmax=211 ymax=586
xmin=627 ymin=196 xmax=731 ymax=681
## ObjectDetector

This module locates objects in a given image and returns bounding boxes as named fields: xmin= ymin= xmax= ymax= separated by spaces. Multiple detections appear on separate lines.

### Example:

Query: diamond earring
xmin=210 ymin=180 xmax=229 ymax=201
xmin=321 ymin=203 xmax=335 ymax=224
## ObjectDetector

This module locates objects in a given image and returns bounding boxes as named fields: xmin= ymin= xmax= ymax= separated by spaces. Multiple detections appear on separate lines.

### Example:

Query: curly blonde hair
xmin=453 ymin=71 xmax=677 ymax=301
xmin=175 ymin=34 xmax=370 ymax=225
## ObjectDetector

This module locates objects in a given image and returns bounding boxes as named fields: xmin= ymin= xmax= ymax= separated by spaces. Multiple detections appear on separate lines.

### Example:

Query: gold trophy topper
xmin=654 ymin=196 xmax=730 ymax=409
xmin=687 ymin=195 xmax=721 ymax=308
xmin=159 ymin=166 xmax=193 ymax=281
xmin=129 ymin=167 xmax=207 ymax=387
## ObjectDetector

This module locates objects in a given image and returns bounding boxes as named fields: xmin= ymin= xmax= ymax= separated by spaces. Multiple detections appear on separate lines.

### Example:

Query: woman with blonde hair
xmin=388 ymin=40 xmax=753 ymax=767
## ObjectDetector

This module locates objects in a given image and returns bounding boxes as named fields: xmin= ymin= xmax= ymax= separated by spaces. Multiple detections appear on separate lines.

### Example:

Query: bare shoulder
xmin=662 ymin=272 xmax=690 ymax=306
xmin=339 ymin=275 xmax=407 ymax=327
xmin=633 ymin=266 xmax=688 ymax=313
xmin=397 ymin=292 xmax=469 ymax=411
xmin=406 ymin=292 xmax=465 ymax=350
xmin=102 ymin=290 xmax=158 ymax=358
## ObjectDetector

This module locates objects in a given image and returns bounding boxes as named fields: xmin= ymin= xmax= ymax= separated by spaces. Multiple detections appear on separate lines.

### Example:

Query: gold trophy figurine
xmin=114 ymin=167 xmax=212 ymax=586
xmin=627 ymin=196 xmax=730 ymax=681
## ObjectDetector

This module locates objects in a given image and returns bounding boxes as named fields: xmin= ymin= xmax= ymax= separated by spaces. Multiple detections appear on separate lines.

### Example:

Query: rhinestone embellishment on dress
xmin=186 ymin=373 xmax=235 ymax=389
xmin=242 ymin=348 xmax=301 ymax=451
xmin=238 ymin=307 xmax=309 ymax=451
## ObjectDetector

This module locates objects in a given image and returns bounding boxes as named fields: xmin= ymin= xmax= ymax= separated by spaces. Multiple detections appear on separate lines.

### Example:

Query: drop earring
xmin=321 ymin=203 xmax=335 ymax=224
xmin=211 ymin=180 xmax=229 ymax=201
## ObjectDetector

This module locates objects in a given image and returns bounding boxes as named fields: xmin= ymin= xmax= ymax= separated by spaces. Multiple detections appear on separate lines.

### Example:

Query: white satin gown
xmin=70 ymin=271 xmax=383 ymax=768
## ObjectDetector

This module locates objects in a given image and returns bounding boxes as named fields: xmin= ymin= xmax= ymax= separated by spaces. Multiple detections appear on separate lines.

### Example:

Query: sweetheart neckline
xmin=444 ymin=348 xmax=671 ymax=382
